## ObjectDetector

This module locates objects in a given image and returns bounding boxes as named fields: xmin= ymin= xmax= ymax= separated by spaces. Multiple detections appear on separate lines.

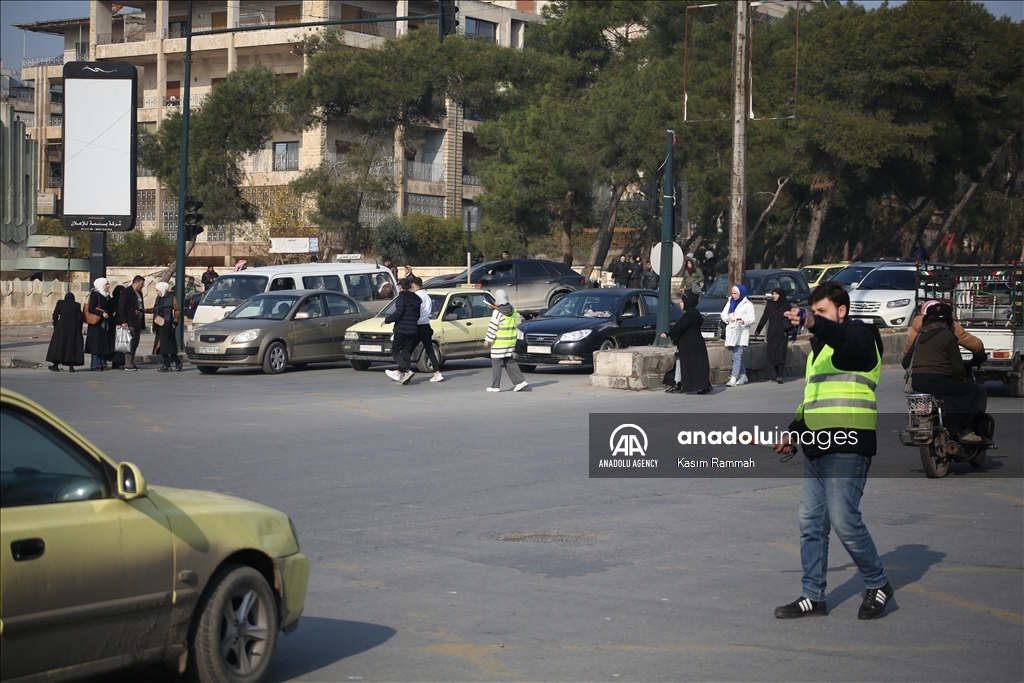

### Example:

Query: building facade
xmin=17 ymin=0 xmax=548 ymax=264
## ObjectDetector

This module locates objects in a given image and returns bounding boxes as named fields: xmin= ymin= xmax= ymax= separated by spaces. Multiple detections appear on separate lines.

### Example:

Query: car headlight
xmin=345 ymin=331 xmax=359 ymax=341
xmin=886 ymin=298 xmax=911 ymax=309
xmin=232 ymin=328 xmax=260 ymax=343
xmin=559 ymin=329 xmax=593 ymax=343
xmin=517 ymin=329 xmax=524 ymax=340
xmin=189 ymin=329 xmax=196 ymax=343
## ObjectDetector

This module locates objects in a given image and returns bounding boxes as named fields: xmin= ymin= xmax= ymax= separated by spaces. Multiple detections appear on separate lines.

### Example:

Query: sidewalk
xmin=1 ymin=323 xmax=173 ymax=369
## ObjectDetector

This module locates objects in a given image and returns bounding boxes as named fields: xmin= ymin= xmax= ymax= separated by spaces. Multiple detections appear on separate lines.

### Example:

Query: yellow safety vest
xmin=797 ymin=342 xmax=880 ymax=431
xmin=492 ymin=309 xmax=519 ymax=349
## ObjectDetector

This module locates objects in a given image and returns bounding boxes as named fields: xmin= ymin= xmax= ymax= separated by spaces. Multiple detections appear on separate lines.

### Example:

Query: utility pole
xmin=175 ymin=0 xmax=194 ymax=348
xmin=655 ymin=130 xmax=674 ymax=344
xmin=729 ymin=0 xmax=749 ymax=287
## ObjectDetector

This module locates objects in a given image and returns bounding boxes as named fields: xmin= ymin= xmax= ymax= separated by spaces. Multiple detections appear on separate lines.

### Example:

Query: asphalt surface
xmin=2 ymin=330 xmax=1022 ymax=682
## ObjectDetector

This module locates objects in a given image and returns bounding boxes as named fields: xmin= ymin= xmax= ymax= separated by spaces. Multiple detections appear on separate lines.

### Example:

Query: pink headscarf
xmin=234 ymin=260 xmax=248 ymax=271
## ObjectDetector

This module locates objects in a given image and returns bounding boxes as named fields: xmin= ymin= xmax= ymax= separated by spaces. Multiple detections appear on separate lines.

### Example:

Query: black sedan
xmin=514 ymin=289 xmax=680 ymax=371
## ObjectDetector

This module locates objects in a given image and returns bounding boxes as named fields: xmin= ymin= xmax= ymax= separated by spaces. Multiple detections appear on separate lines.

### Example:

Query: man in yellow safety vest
xmin=773 ymin=282 xmax=892 ymax=620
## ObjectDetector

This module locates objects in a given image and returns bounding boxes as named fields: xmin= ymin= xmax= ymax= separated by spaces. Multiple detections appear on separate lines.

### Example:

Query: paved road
xmin=2 ymin=351 xmax=1022 ymax=682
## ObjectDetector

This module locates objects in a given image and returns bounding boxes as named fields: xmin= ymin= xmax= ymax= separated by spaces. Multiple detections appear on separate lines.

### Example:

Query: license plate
xmin=360 ymin=344 xmax=383 ymax=353
xmin=961 ymin=353 xmax=973 ymax=362
xmin=199 ymin=346 xmax=219 ymax=354
xmin=701 ymin=331 xmax=715 ymax=340
xmin=527 ymin=345 xmax=551 ymax=355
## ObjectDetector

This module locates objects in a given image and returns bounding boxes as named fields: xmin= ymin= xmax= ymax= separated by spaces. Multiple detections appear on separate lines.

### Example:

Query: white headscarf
xmin=93 ymin=278 xmax=110 ymax=297
xmin=155 ymin=282 xmax=171 ymax=295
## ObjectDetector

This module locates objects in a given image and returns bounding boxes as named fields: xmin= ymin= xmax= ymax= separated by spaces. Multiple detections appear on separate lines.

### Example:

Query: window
xmin=162 ymin=194 xmax=178 ymax=235
xmin=345 ymin=274 xmax=374 ymax=302
xmin=273 ymin=142 xmax=299 ymax=171
xmin=275 ymin=4 xmax=302 ymax=24
xmin=1 ymin=408 xmax=109 ymax=508
xmin=484 ymin=263 xmax=514 ymax=280
xmin=517 ymin=261 xmax=549 ymax=279
xmin=641 ymin=294 xmax=659 ymax=316
xmin=405 ymin=193 xmax=444 ymax=218
xmin=296 ymin=295 xmax=324 ymax=318
xmin=468 ymin=293 xmax=495 ymax=319
xmin=270 ymin=277 xmax=295 ymax=291
xmin=137 ymin=190 xmax=156 ymax=224
xmin=465 ymin=17 xmax=497 ymax=43
xmin=211 ymin=77 xmax=227 ymax=88
xmin=445 ymin=296 xmax=472 ymax=320
xmin=778 ymin=275 xmax=800 ymax=296
xmin=762 ymin=277 xmax=780 ymax=294
xmin=212 ymin=11 xmax=227 ymax=29
xmin=325 ymin=292 xmax=356 ymax=315
xmin=303 ymin=275 xmax=342 ymax=292
xmin=166 ymin=80 xmax=181 ymax=106
xmin=168 ymin=21 xmax=187 ymax=38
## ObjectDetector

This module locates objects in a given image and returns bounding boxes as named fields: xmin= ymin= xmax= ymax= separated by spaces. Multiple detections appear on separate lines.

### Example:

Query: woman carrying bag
xmin=662 ymin=290 xmax=713 ymax=395
xmin=147 ymin=282 xmax=182 ymax=372
xmin=755 ymin=287 xmax=793 ymax=384
xmin=721 ymin=284 xmax=755 ymax=387
xmin=85 ymin=278 xmax=114 ymax=371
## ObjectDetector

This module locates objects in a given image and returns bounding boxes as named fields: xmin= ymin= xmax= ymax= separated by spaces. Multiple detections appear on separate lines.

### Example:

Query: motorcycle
xmin=898 ymin=360 xmax=997 ymax=478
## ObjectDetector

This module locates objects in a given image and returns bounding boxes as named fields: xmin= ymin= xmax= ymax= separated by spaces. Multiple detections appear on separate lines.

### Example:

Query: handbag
xmin=902 ymin=335 xmax=919 ymax=393
xmin=83 ymin=302 xmax=102 ymax=325
xmin=115 ymin=326 xmax=133 ymax=354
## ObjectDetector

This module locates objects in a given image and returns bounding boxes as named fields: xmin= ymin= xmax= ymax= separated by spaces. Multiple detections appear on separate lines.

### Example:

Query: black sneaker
xmin=774 ymin=596 xmax=827 ymax=619
xmin=858 ymin=582 xmax=893 ymax=620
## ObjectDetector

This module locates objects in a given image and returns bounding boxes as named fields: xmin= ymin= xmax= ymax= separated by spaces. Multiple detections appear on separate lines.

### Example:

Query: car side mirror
xmin=444 ymin=313 xmax=458 ymax=322
xmin=118 ymin=462 xmax=148 ymax=500
xmin=478 ymin=277 xmax=491 ymax=285
xmin=538 ymin=308 xmax=548 ymax=317
xmin=620 ymin=309 xmax=638 ymax=320
xmin=294 ymin=311 xmax=310 ymax=320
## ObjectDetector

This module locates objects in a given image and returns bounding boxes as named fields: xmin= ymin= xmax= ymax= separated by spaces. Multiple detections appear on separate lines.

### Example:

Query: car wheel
xmin=262 ymin=342 xmax=287 ymax=375
xmin=599 ymin=339 xmax=617 ymax=352
xmin=519 ymin=364 xmax=536 ymax=373
xmin=197 ymin=366 xmax=219 ymax=375
xmin=349 ymin=359 xmax=371 ymax=371
xmin=548 ymin=291 xmax=568 ymax=308
xmin=190 ymin=564 xmax=278 ymax=683
xmin=416 ymin=343 xmax=444 ymax=373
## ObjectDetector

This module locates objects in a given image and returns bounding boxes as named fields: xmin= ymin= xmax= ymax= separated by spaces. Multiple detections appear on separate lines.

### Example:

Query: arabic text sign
xmin=269 ymin=237 xmax=319 ymax=254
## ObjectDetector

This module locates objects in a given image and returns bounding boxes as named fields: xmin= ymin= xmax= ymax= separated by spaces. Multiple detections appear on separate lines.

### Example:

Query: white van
xmin=193 ymin=263 xmax=397 ymax=328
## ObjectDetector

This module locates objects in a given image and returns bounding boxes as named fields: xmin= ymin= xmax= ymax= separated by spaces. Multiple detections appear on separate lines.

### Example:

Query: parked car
xmin=696 ymin=269 xmax=811 ymax=339
xmin=424 ymin=259 xmax=587 ymax=317
xmin=845 ymin=262 xmax=919 ymax=327
xmin=513 ymin=288 xmax=681 ymax=371
xmin=342 ymin=288 xmax=496 ymax=372
xmin=801 ymin=262 xmax=849 ymax=288
xmin=0 ymin=388 xmax=308 ymax=683
xmin=829 ymin=261 xmax=893 ymax=291
xmin=185 ymin=290 xmax=373 ymax=374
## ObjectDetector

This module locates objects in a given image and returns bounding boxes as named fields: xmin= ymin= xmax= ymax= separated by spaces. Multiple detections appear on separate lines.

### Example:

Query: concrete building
xmin=16 ymin=0 xmax=548 ymax=265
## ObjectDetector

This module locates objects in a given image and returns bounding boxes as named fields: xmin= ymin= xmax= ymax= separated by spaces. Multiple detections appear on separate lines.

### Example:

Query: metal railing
xmin=273 ymin=152 xmax=300 ymax=171
xmin=190 ymin=93 xmax=208 ymax=107
xmin=139 ymin=95 xmax=158 ymax=109
xmin=46 ymin=176 xmax=62 ymax=188
xmin=22 ymin=55 xmax=63 ymax=69
xmin=137 ymin=167 xmax=156 ymax=177
xmin=404 ymin=160 xmax=445 ymax=183
xmin=48 ymin=115 xmax=62 ymax=127
xmin=247 ymin=150 xmax=271 ymax=172
xmin=324 ymin=152 xmax=396 ymax=177
xmin=95 ymin=28 xmax=148 ymax=45
xmin=463 ymin=173 xmax=481 ymax=186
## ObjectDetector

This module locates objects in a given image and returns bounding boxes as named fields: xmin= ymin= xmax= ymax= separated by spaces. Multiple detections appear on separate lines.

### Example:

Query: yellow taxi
xmin=0 ymin=388 xmax=308 ymax=683
xmin=800 ymin=262 xmax=850 ymax=288
xmin=342 ymin=287 xmax=496 ymax=371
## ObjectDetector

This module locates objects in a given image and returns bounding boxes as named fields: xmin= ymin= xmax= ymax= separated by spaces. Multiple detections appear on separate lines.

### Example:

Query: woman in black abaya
xmin=662 ymin=290 xmax=713 ymax=395
xmin=46 ymin=292 xmax=84 ymax=372
xmin=755 ymin=287 xmax=793 ymax=383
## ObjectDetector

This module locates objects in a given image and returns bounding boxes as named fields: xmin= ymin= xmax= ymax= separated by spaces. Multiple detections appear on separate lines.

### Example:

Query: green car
xmin=0 ymin=388 xmax=309 ymax=683
xmin=342 ymin=288 xmax=496 ymax=372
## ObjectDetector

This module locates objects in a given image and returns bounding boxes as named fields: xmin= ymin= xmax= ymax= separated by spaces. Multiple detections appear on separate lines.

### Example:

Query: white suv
xmin=845 ymin=263 xmax=917 ymax=327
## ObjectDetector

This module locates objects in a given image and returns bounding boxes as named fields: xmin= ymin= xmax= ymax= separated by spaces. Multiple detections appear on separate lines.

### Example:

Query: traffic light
xmin=184 ymin=196 xmax=204 ymax=241
xmin=639 ymin=183 xmax=658 ymax=215
xmin=674 ymin=182 xmax=689 ymax=238
xmin=439 ymin=0 xmax=459 ymax=41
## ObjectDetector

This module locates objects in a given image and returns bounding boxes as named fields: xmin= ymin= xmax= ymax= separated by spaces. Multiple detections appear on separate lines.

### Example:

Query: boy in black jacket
xmin=382 ymin=280 xmax=421 ymax=385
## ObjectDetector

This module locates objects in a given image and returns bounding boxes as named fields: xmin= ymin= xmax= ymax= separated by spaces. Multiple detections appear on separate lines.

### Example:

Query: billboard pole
xmin=655 ymin=130 xmax=674 ymax=345
xmin=175 ymin=0 xmax=194 ymax=348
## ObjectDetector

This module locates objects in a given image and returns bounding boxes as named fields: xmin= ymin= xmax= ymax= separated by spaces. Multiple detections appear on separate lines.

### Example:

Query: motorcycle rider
xmin=903 ymin=299 xmax=984 ymax=356
xmin=902 ymin=302 xmax=988 ymax=444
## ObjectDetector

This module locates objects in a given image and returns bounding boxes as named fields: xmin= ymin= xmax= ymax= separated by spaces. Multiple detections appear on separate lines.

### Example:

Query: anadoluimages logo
xmin=609 ymin=424 xmax=648 ymax=457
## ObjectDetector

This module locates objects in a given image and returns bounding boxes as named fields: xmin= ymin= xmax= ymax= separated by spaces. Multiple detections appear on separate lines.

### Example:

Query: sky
xmin=2 ymin=0 xmax=1023 ymax=73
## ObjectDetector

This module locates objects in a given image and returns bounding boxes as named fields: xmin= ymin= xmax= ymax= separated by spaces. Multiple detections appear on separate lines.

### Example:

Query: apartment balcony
xmin=46 ymin=176 xmax=62 ymax=188
xmin=405 ymin=161 xmax=445 ymax=183
xmin=95 ymin=27 xmax=152 ymax=45
xmin=324 ymin=152 xmax=396 ymax=177
xmin=49 ymin=115 xmax=62 ymax=127
xmin=22 ymin=55 xmax=64 ymax=69
xmin=462 ymin=173 xmax=481 ymax=186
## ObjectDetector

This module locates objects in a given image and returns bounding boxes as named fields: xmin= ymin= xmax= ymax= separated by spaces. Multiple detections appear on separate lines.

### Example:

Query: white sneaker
xmin=486 ymin=387 xmax=501 ymax=392
xmin=513 ymin=381 xmax=529 ymax=392
xmin=400 ymin=371 xmax=414 ymax=385
xmin=430 ymin=373 xmax=444 ymax=382
xmin=726 ymin=376 xmax=737 ymax=387
xmin=385 ymin=369 xmax=401 ymax=382
xmin=737 ymin=374 xmax=749 ymax=386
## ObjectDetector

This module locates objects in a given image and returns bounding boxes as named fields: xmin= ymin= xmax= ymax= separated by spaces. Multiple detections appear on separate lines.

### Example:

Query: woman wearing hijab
xmin=147 ymin=282 xmax=182 ymax=372
xmin=46 ymin=292 xmax=84 ymax=372
xmin=721 ymin=284 xmax=755 ymax=387
xmin=680 ymin=258 xmax=704 ymax=295
xmin=755 ymin=287 xmax=793 ymax=384
xmin=85 ymin=278 xmax=114 ymax=370
xmin=662 ymin=290 xmax=713 ymax=395
xmin=110 ymin=284 xmax=127 ymax=370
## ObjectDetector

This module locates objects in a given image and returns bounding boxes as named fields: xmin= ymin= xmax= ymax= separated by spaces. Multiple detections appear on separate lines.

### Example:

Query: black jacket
xmin=902 ymin=322 xmax=963 ymax=381
xmin=755 ymin=297 xmax=793 ymax=366
xmin=665 ymin=303 xmax=711 ymax=392
xmin=117 ymin=286 xmax=146 ymax=328
xmin=640 ymin=269 xmax=659 ymax=290
xmin=790 ymin=317 xmax=883 ymax=458
xmin=611 ymin=261 xmax=631 ymax=285
xmin=385 ymin=290 xmax=421 ymax=336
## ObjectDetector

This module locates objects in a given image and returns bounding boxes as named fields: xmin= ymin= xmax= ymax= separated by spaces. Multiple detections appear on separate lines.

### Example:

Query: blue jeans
xmin=726 ymin=345 xmax=746 ymax=378
xmin=799 ymin=453 xmax=887 ymax=601
xmin=91 ymin=353 xmax=106 ymax=369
